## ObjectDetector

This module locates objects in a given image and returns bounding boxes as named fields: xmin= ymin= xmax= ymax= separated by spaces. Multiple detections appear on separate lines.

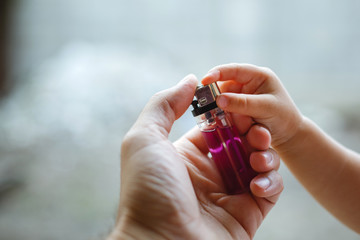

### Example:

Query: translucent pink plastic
xmin=202 ymin=126 xmax=257 ymax=194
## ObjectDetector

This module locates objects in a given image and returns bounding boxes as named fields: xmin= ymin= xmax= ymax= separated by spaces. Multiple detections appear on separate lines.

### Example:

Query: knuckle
xmin=121 ymin=128 xmax=158 ymax=161
xmin=121 ymin=130 xmax=139 ymax=153
xmin=151 ymin=90 xmax=167 ymax=103
xmin=229 ymin=62 xmax=240 ymax=68
xmin=238 ymin=94 xmax=248 ymax=110
xmin=227 ymin=94 xmax=249 ymax=112
xmin=260 ymin=67 xmax=281 ymax=85
xmin=150 ymin=90 xmax=175 ymax=120
xmin=260 ymin=66 xmax=275 ymax=76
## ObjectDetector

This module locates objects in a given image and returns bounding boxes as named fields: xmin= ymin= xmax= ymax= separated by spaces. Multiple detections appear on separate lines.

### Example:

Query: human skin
xmin=107 ymin=74 xmax=284 ymax=240
xmin=202 ymin=63 xmax=360 ymax=233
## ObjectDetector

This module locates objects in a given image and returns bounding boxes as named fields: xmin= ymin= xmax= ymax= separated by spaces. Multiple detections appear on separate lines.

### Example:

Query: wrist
xmin=107 ymin=210 xmax=168 ymax=240
xmin=273 ymin=115 xmax=310 ymax=157
xmin=107 ymin=207 xmax=211 ymax=240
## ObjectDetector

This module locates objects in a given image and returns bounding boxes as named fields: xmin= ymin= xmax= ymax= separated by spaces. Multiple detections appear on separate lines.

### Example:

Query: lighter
xmin=191 ymin=83 xmax=257 ymax=194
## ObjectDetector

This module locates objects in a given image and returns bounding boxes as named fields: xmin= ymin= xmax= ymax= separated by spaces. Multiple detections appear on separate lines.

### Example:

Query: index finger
xmin=201 ymin=63 xmax=278 ymax=94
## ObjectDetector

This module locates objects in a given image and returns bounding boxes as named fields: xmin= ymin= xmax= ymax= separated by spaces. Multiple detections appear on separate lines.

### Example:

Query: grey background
xmin=0 ymin=0 xmax=359 ymax=239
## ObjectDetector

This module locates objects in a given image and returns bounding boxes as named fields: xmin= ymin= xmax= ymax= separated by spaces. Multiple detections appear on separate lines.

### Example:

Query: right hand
xmin=202 ymin=63 xmax=304 ymax=148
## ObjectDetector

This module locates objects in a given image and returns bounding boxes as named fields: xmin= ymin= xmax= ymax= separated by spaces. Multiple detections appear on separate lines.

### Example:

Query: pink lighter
xmin=191 ymin=83 xmax=257 ymax=194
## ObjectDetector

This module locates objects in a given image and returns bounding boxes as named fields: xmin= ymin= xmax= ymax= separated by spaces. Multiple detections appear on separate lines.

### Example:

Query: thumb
xmin=134 ymin=74 xmax=198 ymax=138
xmin=216 ymin=92 xmax=277 ymax=119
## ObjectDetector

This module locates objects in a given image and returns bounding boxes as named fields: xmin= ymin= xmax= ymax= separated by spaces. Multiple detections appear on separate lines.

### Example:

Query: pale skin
xmin=107 ymin=75 xmax=284 ymax=240
xmin=202 ymin=63 xmax=360 ymax=233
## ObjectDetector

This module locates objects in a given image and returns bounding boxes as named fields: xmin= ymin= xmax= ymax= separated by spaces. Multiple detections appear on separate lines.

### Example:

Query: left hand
xmin=108 ymin=74 xmax=283 ymax=240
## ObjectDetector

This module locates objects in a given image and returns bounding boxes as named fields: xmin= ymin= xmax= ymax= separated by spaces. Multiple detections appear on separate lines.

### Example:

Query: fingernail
xmin=263 ymin=151 xmax=273 ymax=165
xmin=217 ymin=95 xmax=228 ymax=108
xmin=254 ymin=177 xmax=271 ymax=190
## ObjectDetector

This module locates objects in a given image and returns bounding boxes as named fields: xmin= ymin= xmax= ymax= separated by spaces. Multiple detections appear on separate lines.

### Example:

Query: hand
xmin=108 ymin=74 xmax=283 ymax=240
xmin=202 ymin=63 xmax=304 ymax=148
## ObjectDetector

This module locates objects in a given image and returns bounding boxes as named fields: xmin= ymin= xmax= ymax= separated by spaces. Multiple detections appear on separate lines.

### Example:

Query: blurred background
xmin=0 ymin=0 xmax=359 ymax=239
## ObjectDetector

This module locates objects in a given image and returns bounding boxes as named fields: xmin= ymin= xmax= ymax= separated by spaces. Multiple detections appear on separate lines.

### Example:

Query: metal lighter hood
xmin=191 ymin=83 xmax=222 ymax=117
xmin=194 ymin=83 xmax=221 ymax=107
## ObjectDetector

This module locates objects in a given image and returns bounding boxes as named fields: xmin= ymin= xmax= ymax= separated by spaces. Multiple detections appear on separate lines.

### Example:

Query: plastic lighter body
xmin=191 ymin=83 xmax=257 ymax=194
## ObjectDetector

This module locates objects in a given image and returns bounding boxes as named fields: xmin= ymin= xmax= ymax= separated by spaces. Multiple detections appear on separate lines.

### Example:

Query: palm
xmin=173 ymin=128 xmax=271 ymax=239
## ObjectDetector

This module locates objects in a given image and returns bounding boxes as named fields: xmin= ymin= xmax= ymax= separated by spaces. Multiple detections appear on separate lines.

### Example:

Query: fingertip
xmin=250 ymin=176 xmax=271 ymax=199
xmin=247 ymin=125 xmax=271 ymax=150
xmin=252 ymin=177 xmax=271 ymax=191
xmin=180 ymin=73 xmax=198 ymax=85
xmin=216 ymin=94 xmax=228 ymax=109
xmin=201 ymin=69 xmax=220 ymax=85
xmin=188 ymin=73 xmax=198 ymax=80
xmin=177 ymin=74 xmax=198 ymax=98
xmin=230 ymin=113 xmax=254 ymax=135
xmin=250 ymin=149 xmax=280 ymax=172
xmin=250 ymin=151 xmax=271 ymax=172
xmin=250 ymin=171 xmax=284 ymax=200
